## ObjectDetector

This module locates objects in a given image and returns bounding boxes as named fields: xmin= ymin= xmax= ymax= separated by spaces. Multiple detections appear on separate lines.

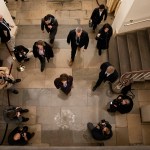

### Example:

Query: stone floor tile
xmin=82 ymin=1 xmax=93 ymax=10
xmin=2 ymin=89 xmax=24 ymax=106
xmin=138 ymin=90 xmax=150 ymax=102
xmin=127 ymin=114 xmax=143 ymax=144
xmin=36 ymin=106 xmax=61 ymax=125
xmin=116 ymin=127 xmax=129 ymax=145
xmin=63 ymin=1 xmax=82 ymax=10
xmin=50 ymin=88 xmax=88 ymax=107
xmin=22 ymin=88 xmax=52 ymax=107
xmin=142 ymin=124 xmax=150 ymax=145
xmin=28 ymin=124 xmax=42 ymax=145
xmin=16 ymin=68 xmax=46 ymax=88
xmin=115 ymin=113 xmax=127 ymax=128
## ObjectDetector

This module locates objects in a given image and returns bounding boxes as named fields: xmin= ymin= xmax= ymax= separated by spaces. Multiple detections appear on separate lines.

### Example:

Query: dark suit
xmin=14 ymin=45 xmax=29 ymax=62
xmin=0 ymin=19 xmax=11 ymax=42
xmin=33 ymin=41 xmax=54 ymax=72
xmin=54 ymin=74 xmax=73 ymax=95
xmin=41 ymin=14 xmax=58 ymax=44
xmin=94 ymin=62 xmax=118 ymax=89
xmin=67 ymin=29 xmax=89 ymax=61
xmin=90 ymin=8 xmax=107 ymax=30
xmin=96 ymin=24 xmax=112 ymax=55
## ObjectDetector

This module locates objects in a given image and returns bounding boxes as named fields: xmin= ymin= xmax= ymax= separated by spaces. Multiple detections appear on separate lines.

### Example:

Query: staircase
xmin=108 ymin=28 xmax=150 ymax=90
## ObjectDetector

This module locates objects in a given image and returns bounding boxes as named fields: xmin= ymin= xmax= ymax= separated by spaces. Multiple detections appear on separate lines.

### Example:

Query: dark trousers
xmin=93 ymin=23 xmax=98 ymax=30
xmin=38 ymin=56 xmax=45 ymax=72
xmin=94 ymin=72 xmax=106 ymax=89
xmin=71 ymin=45 xmax=78 ymax=61
xmin=49 ymin=28 xmax=57 ymax=44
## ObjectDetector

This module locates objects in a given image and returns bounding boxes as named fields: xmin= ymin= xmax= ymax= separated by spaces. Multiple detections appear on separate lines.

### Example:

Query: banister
xmin=124 ymin=18 xmax=150 ymax=26
xmin=112 ymin=70 xmax=150 ymax=92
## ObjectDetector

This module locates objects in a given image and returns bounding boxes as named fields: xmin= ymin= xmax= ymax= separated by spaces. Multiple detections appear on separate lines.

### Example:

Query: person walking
xmin=33 ymin=40 xmax=54 ymax=72
xmin=95 ymin=23 xmax=113 ymax=55
xmin=67 ymin=26 xmax=89 ymax=66
xmin=90 ymin=4 xmax=107 ymax=32
xmin=41 ymin=14 xmax=58 ymax=45
xmin=92 ymin=62 xmax=118 ymax=91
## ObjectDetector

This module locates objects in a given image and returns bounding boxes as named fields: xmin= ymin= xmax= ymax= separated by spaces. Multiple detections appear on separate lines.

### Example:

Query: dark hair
xmin=44 ymin=15 xmax=49 ymax=21
xmin=60 ymin=74 xmax=68 ymax=81
xmin=99 ymin=4 xmax=105 ymax=9
xmin=103 ymin=23 xmax=111 ymax=29
xmin=36 ymin=40 xmax=46 ymax=47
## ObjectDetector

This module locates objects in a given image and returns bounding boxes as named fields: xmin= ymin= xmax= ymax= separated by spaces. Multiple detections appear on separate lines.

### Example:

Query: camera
xmin=20 ymin=126 xmax=28 ymax=137
xmin=98 ymin=119 xmax=106 ymax=129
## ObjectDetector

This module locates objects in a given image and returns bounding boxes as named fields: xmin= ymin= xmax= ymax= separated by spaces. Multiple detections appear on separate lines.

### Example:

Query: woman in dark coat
xmin=95 ymin=23 xmax=113 ymax=55
xmin=33 ymin=40 xmax=54 ymax=72
xmin=107 ymin=95 xmax=133 ymax=114
xmin=54 ymin=73 xmax=73 ymax=95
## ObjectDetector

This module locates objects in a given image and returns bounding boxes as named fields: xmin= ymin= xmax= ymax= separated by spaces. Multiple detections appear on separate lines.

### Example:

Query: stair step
xmin=127 ymin=33 xmax=142 ymax=71
xmin=108 ymin=36 xmax=120 ymax=76
xmin=137 ymin=30 xmax=150 ymax=70
xmin=147 ymin=28 xmax=150 ymax=45
xmin=117 ymin=35 xmax=131 ymax=75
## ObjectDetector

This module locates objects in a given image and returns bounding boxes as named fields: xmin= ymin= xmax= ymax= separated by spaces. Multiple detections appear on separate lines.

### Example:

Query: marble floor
xmin=0 ymin=0 xmax=150 ymax=147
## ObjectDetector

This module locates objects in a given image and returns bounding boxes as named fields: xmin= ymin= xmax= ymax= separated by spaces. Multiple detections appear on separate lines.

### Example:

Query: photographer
xmin=14 ymin=45 xmax=33 ymax=63
xmin=87 ymin=120 xmax=112 ymax=141
xmin=107 ymin=95 xmax=133 ymax=114
xmin=3 ymin=106 xmax=29 ymax=123
xmin=0 ymin=67 xmax=21 ymax=94
xmin=8 ymin=126 xmax=35 ymax=145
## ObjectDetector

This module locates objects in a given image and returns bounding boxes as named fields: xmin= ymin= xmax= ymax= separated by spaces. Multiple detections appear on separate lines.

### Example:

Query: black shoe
xmin=107 ymin=109 xmax=111 ymax=112
xmin=21 ymin=109 xmax=29 ymax=113
xmin=15 ymin=79 xmax=21 ymax=83
xmin=92 ymin=86 xmax=96 ymax=92
xmin=41 ymin=68 xmax=44 ymax=72
xmin=22 ymin=118 xmax=29 ymax=122
xmin=12 ymin=89 xmax=19 ymax=94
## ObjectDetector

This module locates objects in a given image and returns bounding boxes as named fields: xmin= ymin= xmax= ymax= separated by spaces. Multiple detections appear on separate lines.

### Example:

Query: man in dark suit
xmin=0 ymin=14 xmax=14 ymax=51
xmin=33 ymin=40 xmax=54 ymax=72
xmin=41 ymin=14 xmax=58 ymax=44
xmin=67 ymin=27 xmax=89 ymax=66
xmin=92 ymin=62 xmax=119 ymax=91
xmin=90 ymin=4 xmax=107 ymax=32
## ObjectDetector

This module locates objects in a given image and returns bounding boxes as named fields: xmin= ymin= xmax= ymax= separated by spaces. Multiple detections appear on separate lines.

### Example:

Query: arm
xmin=41 ymin=18 xmax=45 ymax=31
xmin=21 ymin=46 xmax=29 ymax=54
xmin=32 ymin=42 xmax=38 ymax=58
xmin=0 ymin=67 xmax=9 ymax=75
xmin=51 ymin=19 xmax=58 ymax=30
xmin=67 ymin=31 xmax=71 ymax=44
xmin=45 ymin=42 xmax=54 ymax=59
xmin=84 ymin=32 xmax=89 ymax=49
xmin=104 ymin=9 xmax=108 ymax=21
xmin=90 ymin=8 xmax=97 ymax=20
xmin=54 ymin=78 xmax=61 ymax=89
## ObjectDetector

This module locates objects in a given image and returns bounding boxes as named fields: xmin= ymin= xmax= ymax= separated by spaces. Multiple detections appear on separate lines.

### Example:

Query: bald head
xmin=106 ymin=66 xmax=115 ymax=74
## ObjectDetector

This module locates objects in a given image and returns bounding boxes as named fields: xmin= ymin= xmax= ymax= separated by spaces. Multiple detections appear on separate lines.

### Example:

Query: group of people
xmin=0 ymin=3 xmax=134 ymax=144
xmin=3 ymin=105 xmax=35 ymax=145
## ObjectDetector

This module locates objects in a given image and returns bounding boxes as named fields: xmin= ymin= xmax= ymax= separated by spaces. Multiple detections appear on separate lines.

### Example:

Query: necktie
xmin=76 ymin=37 xmax=80 ymax=45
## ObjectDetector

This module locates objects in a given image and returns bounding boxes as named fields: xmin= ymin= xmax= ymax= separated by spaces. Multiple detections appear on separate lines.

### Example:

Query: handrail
xmin=112 ymin=70 xmax=150 ymax=93
xmin=124 ymin=18 xmax=150 ymax=26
